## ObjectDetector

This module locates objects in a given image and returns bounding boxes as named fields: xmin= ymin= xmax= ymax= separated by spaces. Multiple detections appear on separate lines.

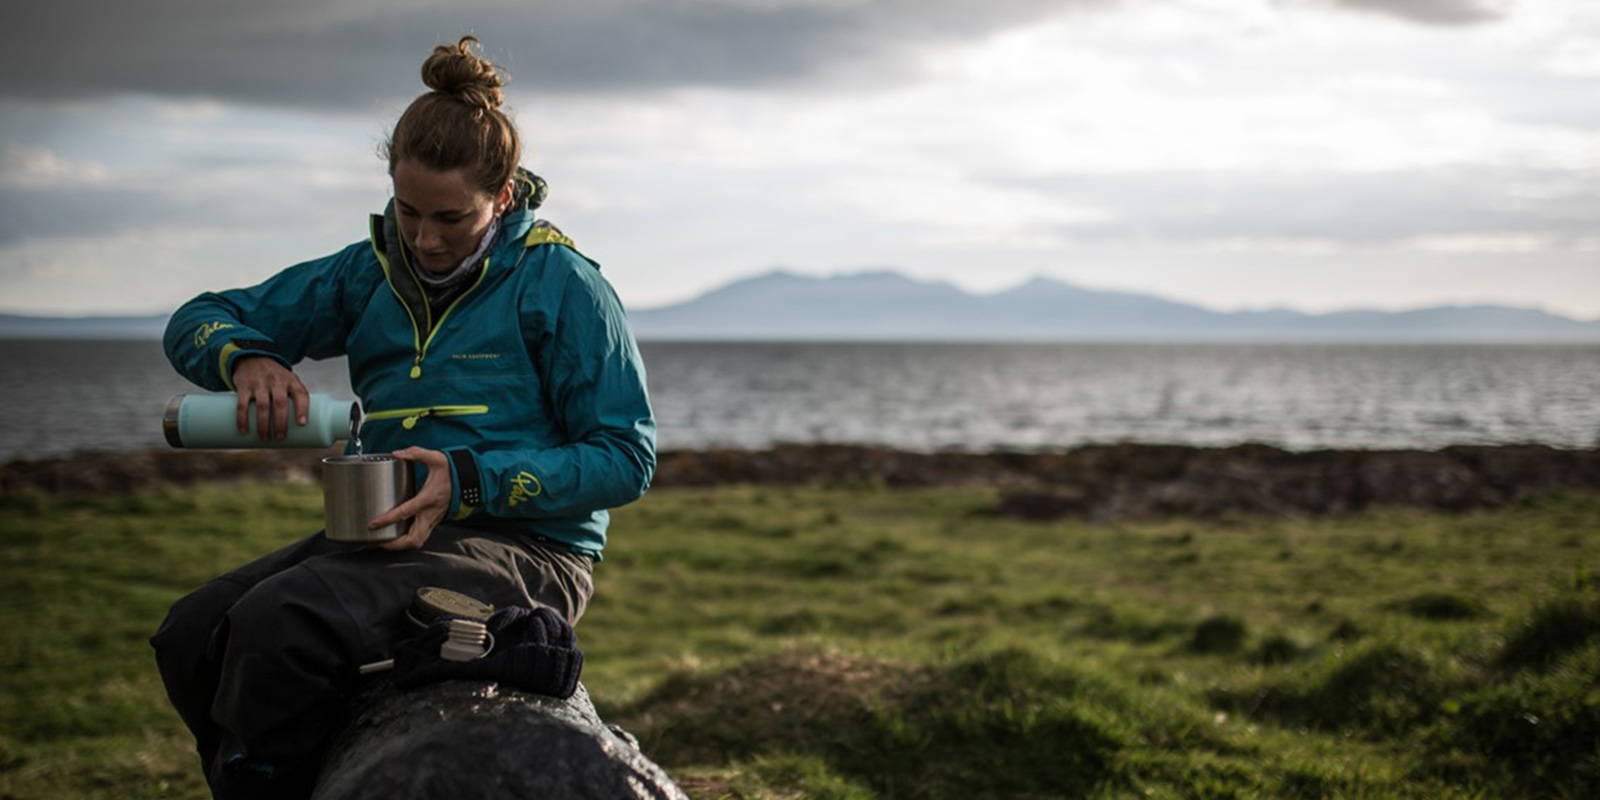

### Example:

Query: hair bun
xmin=420 ymin=35 xmax=504 ymax=111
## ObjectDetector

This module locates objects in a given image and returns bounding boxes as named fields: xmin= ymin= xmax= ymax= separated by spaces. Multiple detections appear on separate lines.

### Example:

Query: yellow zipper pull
xmin=410 ymin=356 xmax=422 ymax=379
xmin=401 ymin=409 xmax=433 ymax=430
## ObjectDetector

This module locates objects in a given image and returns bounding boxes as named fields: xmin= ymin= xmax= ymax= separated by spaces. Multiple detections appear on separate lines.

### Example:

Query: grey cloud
xmin=11 ymin=163 xmax=1589 ymax=254
xmin=1 ymin=0 xmax=1101 ymax=107
xmin=0 ymin=180 xmax=375 ymax=246
xmin=1326 ymin=0 xmax=1507 ymax=26
xmin=0 ymin=186 xmax=197 ymax=245
xmin=1008 ymin=167 xmax=1597 ymax=244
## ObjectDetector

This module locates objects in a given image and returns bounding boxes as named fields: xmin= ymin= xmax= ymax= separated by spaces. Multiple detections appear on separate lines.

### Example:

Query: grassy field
xmin=3 ymin=480 xmax=1599 ymax=798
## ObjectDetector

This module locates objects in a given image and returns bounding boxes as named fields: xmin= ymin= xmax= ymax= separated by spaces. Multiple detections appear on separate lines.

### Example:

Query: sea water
xmin=4 ymin=339 xmax=1599 ymax=461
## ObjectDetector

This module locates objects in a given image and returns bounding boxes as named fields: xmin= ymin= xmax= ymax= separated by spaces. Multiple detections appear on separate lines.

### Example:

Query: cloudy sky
xmin=2 ymin=0 xmax=1597 ymax=318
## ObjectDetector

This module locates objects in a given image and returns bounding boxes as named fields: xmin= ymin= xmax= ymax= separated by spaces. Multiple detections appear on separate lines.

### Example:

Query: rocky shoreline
xmin=4 ymin=442 xmax=1599 ymax=521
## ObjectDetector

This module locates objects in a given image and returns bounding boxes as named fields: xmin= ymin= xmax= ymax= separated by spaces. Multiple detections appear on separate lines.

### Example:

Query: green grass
xmin=3 ymin=482 xmax=1599 ymax=798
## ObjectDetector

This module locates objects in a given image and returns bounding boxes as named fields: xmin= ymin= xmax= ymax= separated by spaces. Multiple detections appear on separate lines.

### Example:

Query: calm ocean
xmin=2 ymin=339 xmax=1597 ymax=461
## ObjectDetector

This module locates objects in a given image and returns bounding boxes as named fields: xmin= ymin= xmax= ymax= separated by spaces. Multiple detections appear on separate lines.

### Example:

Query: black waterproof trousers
xmin=149 ymin=525 xmax=594 ymax=799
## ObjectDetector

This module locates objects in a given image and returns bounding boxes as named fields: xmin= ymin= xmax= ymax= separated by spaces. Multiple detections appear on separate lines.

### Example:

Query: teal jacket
xmin=163 ymin=186 xmax=655 ymax=559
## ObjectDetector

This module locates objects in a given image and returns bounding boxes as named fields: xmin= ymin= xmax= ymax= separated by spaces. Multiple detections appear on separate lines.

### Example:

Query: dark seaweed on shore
xmin=4 ymin=443 xmax=1599 ymax=521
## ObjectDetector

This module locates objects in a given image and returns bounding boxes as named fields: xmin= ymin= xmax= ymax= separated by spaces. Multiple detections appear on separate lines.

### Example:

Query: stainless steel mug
xmin=322 ymin=455 xmax=414 ymax=542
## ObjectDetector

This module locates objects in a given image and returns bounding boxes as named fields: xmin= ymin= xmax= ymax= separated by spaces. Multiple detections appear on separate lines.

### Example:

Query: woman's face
xmin=392 ymin=159 xmax=511 ymax=274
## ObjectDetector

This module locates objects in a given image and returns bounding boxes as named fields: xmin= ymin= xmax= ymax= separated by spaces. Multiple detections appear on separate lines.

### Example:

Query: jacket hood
xmin=496 ymin=167 xmax=544 ymax=246
xmin=510 ymin=167 xmax=547 ymax=213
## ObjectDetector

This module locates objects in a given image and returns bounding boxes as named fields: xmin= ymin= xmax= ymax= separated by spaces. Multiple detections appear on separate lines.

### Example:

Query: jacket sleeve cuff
xmin=218 ymin=338 xmax=290 ymax=390
xmin=444 ymin=447 xmax=483 ymax=521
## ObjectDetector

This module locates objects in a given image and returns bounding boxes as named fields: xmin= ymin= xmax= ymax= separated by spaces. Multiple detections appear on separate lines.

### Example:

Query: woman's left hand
xmin=369 ymin=446 xmax=452 ymax=551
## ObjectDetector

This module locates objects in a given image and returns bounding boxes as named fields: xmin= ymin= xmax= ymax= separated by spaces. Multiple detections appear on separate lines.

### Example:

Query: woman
xmin=150 ymin=37 xmax=655 ymax=799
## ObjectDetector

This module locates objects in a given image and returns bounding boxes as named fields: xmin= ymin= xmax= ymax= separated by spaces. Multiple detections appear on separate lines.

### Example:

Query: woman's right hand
xmin=231 ymin=356 xmax=312 ymax=441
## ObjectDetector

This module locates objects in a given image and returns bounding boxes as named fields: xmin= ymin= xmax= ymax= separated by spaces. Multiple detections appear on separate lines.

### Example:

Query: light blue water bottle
xmin=163 ymin=392 xmax=361 ymax=449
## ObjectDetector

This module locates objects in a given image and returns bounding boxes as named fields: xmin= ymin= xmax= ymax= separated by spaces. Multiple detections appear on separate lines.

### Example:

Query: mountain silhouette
xmin=628 ymin=270 xmax=1600 ymax=342
xmin=5 ymin=271 xmax=1597 ymax=342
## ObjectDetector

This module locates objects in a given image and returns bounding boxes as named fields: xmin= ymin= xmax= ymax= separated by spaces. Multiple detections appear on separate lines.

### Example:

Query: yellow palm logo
xmin=193 ymin=321 xmax=235 ymax=348
xmin=508 ymin=471 xmax=543 ymax=507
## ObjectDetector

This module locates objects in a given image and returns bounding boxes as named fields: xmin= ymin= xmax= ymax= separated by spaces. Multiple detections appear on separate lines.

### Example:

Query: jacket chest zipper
xmin=371 ymin=217 xmax=494 ymax=381
xmin=405 ymin=260 xmax=431 ymax=379
xmin=363 ymin=405 xmax=492 ymax=430
xmin=410 ymin=262 xmax=491 ymax=379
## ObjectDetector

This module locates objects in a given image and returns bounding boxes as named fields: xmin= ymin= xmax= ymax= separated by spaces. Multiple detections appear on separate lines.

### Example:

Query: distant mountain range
xmin=627 ymin=270 xmax=1600 ymax=342
xmin=5 ymin=270 xmax=1599 ymax=342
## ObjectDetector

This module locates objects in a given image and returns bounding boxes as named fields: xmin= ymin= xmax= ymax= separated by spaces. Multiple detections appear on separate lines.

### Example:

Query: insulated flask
xmin=164 ymin=392 xmax=360 ymax=449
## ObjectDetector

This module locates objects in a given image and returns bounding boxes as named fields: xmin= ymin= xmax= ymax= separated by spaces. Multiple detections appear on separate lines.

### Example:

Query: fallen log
xmin=311 ymin=680 xmax=687 ymax=799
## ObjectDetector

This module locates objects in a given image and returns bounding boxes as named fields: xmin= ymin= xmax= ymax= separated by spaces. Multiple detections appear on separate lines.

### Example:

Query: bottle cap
xmin=441 ymin=619 xmax=490 ymax=662
xmin=406 ymin=586 xmax=495 ymax=629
